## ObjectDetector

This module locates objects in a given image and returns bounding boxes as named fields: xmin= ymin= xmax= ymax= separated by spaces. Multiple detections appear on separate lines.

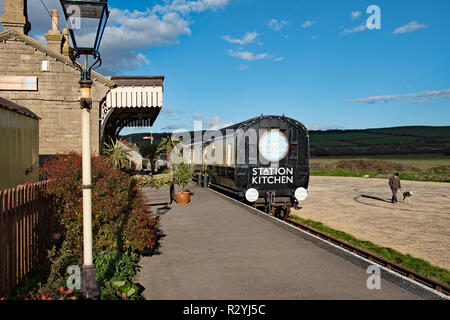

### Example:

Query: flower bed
xmin=2 ymin=152 xmax=160 ymax=300
xmin=133 ymin=173 xmax=173 ymax=189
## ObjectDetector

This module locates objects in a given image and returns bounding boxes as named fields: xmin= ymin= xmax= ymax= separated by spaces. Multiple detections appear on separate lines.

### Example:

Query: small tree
xmin=156 ymin=137 xmax=182 ymax=169
xmin=138 ymin=141 xmax=159 ymax=173
xmin=173 ymin=163 xmax=193 ymax=193
xmin=103 ymin=137 xmax=130 ymax=169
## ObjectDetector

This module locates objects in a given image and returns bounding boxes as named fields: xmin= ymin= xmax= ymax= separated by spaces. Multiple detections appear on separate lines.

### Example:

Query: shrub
xmin=174 ymin=163 xmax=193 ymax=192
xmin=133 ymin=174 xmax=172 ymax=189
xmin=40 ymin=152 xmax=159 ymax=290
xmin=103 ymin=137 xmax=131 ymax=169
xmin=94 ymin=251 xmax=141 ymax=300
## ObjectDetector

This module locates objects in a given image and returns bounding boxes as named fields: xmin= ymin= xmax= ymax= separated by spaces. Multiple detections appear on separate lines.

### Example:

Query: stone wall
xmin=0 ymin=37 xmax=112 ymax=155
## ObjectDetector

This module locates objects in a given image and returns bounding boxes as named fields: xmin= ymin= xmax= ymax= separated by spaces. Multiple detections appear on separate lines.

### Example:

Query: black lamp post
xmin=59 ymin=0 xmax=109 ymax=299
xmin=60 ymin=0 xmax=109 ymax=79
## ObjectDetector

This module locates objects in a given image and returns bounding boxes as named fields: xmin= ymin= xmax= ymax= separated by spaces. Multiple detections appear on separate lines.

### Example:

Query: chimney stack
xmin=44 ymin=10 xmax=64 ymax=53
xmin=0 ymin=0 xmax=31 ymax=34
xmin=62 ymin=28 xmax=70 ymax=56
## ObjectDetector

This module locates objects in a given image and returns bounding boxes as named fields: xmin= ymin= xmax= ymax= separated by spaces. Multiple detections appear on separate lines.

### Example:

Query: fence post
xmin=0 ymin=191 xmax=6 ymax=296
xmin=0 ymin=182 xmax=54 ymax=296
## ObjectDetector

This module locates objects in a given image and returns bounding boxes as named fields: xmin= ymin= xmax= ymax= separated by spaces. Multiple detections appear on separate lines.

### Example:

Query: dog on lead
xmin=402 ymin=190 xmax=413 ymax=204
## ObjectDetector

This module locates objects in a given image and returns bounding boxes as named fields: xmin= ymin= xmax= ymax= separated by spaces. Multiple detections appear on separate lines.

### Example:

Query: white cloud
xmin=223 ymin=31 xmax=258 ymax=45
xmin=347 ymin=89 xmax=450 ymax=104
xmin=340 ymin=24 xmax=366 ymax=35
xmin=393 ymin=21 xmax=427 ymax=34
xmin=193 ymin=114 xmax=233 ymax=130
xmin=161 ymin=108 xmax=192 ymax=114
xmin=98 ymin=9 xmax=192 ymax=72
xmin=347 ymin=95 xmax=399 ymax=104
xmin=408 ymin=99 xmax=430 ymax=104
xmin=2 ymin=0 xmax=230 ymax=73
xmin=404 ymin=89 xmax=450 ymax=99
xmin=301 ymin=21 xmax=316 ymax=29
xmin=236 ymin=64 xmax=248 ymax=71
xmin=162 ymin=124 xmax=188 ymax=131
xmin=351 ymin=11 xmax=362 ymax=20
xmin=154 ymin=0 xmax=230 ymax=16
xmin=268 ymin=19 xmax=289 ymax=32
xmin=308 ymin=124 xmax=345 ymax=131
xmin=274 ymin=57 xmax=284 ymax=62
xmin=227 ymin=49 xmax=269 ymax=61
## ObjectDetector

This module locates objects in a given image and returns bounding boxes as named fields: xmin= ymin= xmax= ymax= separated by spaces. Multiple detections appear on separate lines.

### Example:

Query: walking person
xmin=388 ymin=172 xmax=401 ymax=204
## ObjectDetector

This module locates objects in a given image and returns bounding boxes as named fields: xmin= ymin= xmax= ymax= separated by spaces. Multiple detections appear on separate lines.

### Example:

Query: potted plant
xmin=173 ymin=163 xmax=193 ymax=204
xmin=200 ymin=172 xmax=209 ymax=188
xmin=196 ymin=172 xmax=202 ymax=186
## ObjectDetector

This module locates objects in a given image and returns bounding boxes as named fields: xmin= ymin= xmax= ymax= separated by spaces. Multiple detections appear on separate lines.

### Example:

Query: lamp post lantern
xmin=59 ymin=0 xmax=109 ymax=299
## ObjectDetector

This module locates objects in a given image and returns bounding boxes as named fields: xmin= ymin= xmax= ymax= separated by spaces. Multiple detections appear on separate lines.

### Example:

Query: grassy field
xmin=288 ymin=215 xmax=450 ymax=286
xmin=310 ymin=132 xmax=418 ymax=147
xmin=311 ymin=154 xmax=450 ymax=170
xmin=310 ymin=154 xmax=450 ymax=182
xmin=309 ymin=126 xmax=450 ymax=145
xmin=309 ymin=126 xmax=450 ymax=156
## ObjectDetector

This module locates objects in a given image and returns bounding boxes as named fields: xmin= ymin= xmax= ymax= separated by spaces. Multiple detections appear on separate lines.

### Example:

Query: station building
xmin=0 ymin=0 xmax=163 ymax=163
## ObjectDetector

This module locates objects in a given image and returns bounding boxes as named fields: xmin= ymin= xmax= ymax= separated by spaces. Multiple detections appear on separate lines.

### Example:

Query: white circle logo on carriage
xmin=245 ymin=188 xmax=260 ymax=203
xmin=295 ymin=187 xmax=308 ymax=201
xmin=258 ymin=130 xmax=289 ymax=162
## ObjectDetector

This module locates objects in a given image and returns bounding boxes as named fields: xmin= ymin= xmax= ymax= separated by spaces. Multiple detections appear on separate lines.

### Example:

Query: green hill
xmin=121 ymin=126 xmax=450 ymax=157
xmin=120 ymin=132 xmax=171 ymax=145
xmin=309 ymin=126 xmax=450 ymax=156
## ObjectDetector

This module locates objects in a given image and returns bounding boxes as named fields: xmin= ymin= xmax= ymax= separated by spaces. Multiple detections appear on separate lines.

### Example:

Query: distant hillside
xmin=120 ymin=132 xmax=171 ymax=145
xmin=309 ymin=126 xmax=450 ymax=156
xmin=121 ymin=126 xmax=450 ymax=157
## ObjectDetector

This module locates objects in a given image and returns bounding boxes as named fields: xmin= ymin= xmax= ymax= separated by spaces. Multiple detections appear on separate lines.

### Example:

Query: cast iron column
xmin=79 ymin=79 xmax=99 ymax=299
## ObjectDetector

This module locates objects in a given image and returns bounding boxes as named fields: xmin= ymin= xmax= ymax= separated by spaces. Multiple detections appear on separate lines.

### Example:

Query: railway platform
xmin=136 ymin=184 xmax=425 ymax=300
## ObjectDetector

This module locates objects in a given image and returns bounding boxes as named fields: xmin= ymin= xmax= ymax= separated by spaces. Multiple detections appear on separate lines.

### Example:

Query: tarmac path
xmin=137 ymin=185 xmax=421 ymax=300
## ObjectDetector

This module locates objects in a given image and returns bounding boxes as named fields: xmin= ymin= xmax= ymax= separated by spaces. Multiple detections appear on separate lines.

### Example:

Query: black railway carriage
xmin=182 ymin=115 xmax=310 ymax=213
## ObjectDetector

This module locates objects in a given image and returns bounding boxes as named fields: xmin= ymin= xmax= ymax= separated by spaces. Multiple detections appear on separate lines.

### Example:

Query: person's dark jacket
xmin=389 ymin=176 xmax=401 ymax=190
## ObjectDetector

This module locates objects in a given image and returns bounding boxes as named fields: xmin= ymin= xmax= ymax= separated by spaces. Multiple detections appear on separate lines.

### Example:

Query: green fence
xmin=0 ymin=107 xmax=39 ymax=190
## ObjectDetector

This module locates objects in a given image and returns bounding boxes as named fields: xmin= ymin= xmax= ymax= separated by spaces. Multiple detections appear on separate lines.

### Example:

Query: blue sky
xmin=2 ymin=0 xmax=449 ymax=133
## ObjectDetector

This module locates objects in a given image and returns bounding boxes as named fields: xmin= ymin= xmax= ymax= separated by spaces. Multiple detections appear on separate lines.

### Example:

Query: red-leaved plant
xmin=40 ymin=152 xmax=158 ymax=289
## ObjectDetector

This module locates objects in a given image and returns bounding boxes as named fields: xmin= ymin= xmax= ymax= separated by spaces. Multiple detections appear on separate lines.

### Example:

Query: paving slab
xmin=137 ymin=185 xmax=421 ymax=300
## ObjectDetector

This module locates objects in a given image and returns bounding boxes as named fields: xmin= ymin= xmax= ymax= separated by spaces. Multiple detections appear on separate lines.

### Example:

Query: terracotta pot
xmin=174 ymin=192 xmax=190 ymax=204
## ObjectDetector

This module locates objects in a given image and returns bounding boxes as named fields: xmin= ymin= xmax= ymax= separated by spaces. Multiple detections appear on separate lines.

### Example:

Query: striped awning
xmin=100 ymin=76 xmax=164 ymax=141
xmin=105 ymin=85 xmax=163 ymax=109
xmin=101 ymin=76 xmax=164 ymax=130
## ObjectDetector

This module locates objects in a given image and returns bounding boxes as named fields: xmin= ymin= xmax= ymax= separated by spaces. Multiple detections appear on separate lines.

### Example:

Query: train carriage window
xmin=203 ymin=147 xmax=208 ymax=164
xmin=227 ymin=143 xmax=233 ymax=166
xmin=214 ymin=138 xmax=224 ymax=165
xmin=248 ymin=137 xmax=257 ymax=165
